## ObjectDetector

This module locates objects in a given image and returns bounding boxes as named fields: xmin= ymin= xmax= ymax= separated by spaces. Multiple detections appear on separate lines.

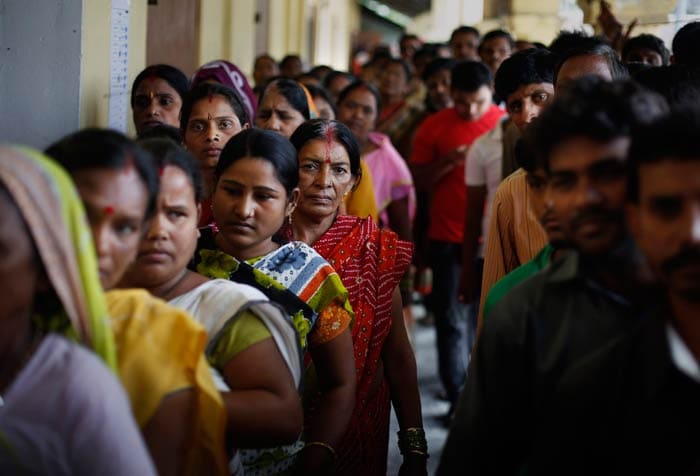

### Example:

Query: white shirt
xmin=465 ymin=117 xmax=506 ymax=257
xmin=666 ymin=323 xmax=700 ymax=383
xmin=0 ymin=334 xmax=156 ymax=476
xmin=170 ymin=279 xmax=302 ymax=388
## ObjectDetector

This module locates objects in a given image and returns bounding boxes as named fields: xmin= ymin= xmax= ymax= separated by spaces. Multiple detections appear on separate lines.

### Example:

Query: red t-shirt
xmin=410 ymin=105 xmax=505 ymax=243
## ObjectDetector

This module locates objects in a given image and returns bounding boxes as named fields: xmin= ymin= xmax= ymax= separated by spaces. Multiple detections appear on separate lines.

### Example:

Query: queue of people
xmin=1 ymin=14 xmax=700 ymax=476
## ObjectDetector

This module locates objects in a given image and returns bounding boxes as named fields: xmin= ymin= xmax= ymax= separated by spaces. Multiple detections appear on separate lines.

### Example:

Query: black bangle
xmin=397 ymin=427 xmax=428 ymax=457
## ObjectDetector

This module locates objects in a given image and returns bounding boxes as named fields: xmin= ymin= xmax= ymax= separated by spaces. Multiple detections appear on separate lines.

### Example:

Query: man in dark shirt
xmin=438 ymin=77 xmax=668 ymax=475
xmin=532 ymin=108 xmax=700 ymax=475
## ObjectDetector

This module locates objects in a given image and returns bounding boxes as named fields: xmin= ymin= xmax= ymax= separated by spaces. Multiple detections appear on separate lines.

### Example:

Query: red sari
xmin=310 ymin=215 xmax=413 ymax=475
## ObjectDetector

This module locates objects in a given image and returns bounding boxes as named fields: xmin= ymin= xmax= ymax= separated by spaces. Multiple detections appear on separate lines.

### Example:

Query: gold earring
xmin=288 ymin=213 xmax=293 ymax=226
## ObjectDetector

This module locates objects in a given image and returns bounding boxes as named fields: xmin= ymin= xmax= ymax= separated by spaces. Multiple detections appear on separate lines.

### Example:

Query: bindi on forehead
xmin=324 ymin=127 xmax=334 ymax=164
xmin=103 ymin=206 xmax=115 ymax=216
xmin=122 ymin=157 xmax=134 ymax=174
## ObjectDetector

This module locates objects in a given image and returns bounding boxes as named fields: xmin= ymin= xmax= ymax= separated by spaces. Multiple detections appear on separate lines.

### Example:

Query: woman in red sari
xmin=285 ymin=119 xmax=427 ymax=475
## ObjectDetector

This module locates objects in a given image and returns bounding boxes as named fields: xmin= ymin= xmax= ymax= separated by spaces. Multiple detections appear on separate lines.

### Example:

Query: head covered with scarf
xmin=192 ymin=59 xmax=258 ymax=123
xmin=0 ymin=145 xmax=116 ymax=370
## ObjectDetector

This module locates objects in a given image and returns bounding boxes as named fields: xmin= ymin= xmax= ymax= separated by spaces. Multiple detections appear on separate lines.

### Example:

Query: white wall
xmin=1 ymin=0 xmax=362 ymax=146
xmin=406 ymin=0 xmax=484 ymax=42
xmin=80 ymin=0 xmax=147 ymax=137
xmin=1 ymin=0 xmax=83 ymax=148
xmin=311 ymin=0 xmax=360 ymax=71
xmin=198 ymin=0 xmax=359 ymax=75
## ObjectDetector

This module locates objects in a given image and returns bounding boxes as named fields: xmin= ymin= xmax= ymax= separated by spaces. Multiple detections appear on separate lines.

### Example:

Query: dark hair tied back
xmin=45 ymin=128 xmax=160 ymax=220
xmin=215 ymin=128 xmax=299 ymax=197
xmin=258 ymin=78 xmax=311 ymax=120
xmin=137 ymin=137 xmax=204 ymax=204
xmin=290 ymin=118 xmax=362 ymax=178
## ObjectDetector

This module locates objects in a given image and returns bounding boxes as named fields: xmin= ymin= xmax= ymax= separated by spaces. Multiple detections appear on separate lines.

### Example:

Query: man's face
xmin=526 ymin=168 xmax=567 ymax=247
xmin=628 ymin=159 xmax=700 ymax=301
xmin=624 ymin=47 xmax=663 ymax=67
xmin=327 ymin=75 xmax=353 ymax=103
xmin=280 ymin=57 xmax=302 ymax=79
xmin=555 ymin=55 xmax=613 ymax=93
xmin=505 ymin=82 xmax=554 ymax=133
xmin=479 ymin=37 xmax=512 ymax=75
xmin=548 ymin=136 xmax=630 ymax=257
xmin=400 ymin=37 xmax=422 ymax=61
xmin=450 ymin=32 xmax=480 ymax=61
xmin=452 ymin=85 xmax=492 ymax=121
xmin=426 ymin=68 xmax=453 ymax=111
xmin=253 ymin=56 xmax=279 ymax=86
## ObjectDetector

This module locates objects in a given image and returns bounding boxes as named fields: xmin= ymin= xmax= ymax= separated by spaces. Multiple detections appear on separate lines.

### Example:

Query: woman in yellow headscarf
xmin=0 ymin=145 xmax=155 ymax=475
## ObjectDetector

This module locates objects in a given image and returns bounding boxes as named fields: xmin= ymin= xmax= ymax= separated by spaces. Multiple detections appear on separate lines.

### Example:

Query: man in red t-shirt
xmin=411 ymin=61 xmax=505 ymax=416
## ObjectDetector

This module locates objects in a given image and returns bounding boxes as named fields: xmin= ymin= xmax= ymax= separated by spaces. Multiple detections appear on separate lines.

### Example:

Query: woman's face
xmin=121 ymin=166 xmax=200 ymax=289
xmin=132 ymin=77 xmax=183 ymax=135
xmin=253 ymin=56 xmax=279 ymax=86
xmin=297 ymin=138 xmax=356 ymax=220
xmin=337 ymin=87 xmax=378 ymax=143
xmin=314 ymin=95 xmax=335 ymax=120
xmin=379 ymin=62 xmax=409 ymax=99
xmin=72 ymin=166 xmax=150 ymax=290
xmin=212 ymin=157 xmax=297 ymax=260
xmin=255 ymin=85 xmax=306 ymax=138
xmin=327 ymin=75 xmax=353 ymax=103
xmin=184 ymin=95 xmax=247 ymax=198
xmin=0 ymin=189 xmax=39 ymax=334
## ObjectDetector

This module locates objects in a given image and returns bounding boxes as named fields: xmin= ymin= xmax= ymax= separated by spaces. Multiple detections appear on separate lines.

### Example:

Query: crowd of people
xmin=1 ymin=8 xmax=699 ymax=475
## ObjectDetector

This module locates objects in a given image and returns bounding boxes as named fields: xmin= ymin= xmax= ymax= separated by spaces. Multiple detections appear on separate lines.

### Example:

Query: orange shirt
xmin=476 ymin=169 xmax=548 ymax=335
xmin=411 ymin=105 xmax=505 ymax=243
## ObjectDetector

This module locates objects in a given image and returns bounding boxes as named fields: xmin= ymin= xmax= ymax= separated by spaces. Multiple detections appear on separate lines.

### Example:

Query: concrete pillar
xmin=195 ymin=0 xmax=356 ymax=77
xmin=311 ymin=0 xmax=360 ymax=70
xmin=81 ymin=0 xmax=146 ymax=136
xmin=406 ymin=0 xmax=484 ymax=42
xmin=229 ymin=1 xmax=257 ymax=77
xmin=506 ymin=0 xmax=569 ymax=44
xmin=1 ymin=0 xmax=146 ymax=146
xmin=196 ymin=1 xmax=260 ymax=77
xmin=198 ymin=0 xmax=228 ymax=64
xmin=267 ymin=0 xmax=289 ymax=59
xmin=577 ymin=0 xmax=686 ymax=46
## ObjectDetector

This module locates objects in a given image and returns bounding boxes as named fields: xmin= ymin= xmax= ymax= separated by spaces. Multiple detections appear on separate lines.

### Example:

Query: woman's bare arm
xmin=383 ymin=287 xmax=427 ymax=475
xmin=297 ymin=327 xmax=356 ymax=474
xmin=143 ymin=389 xmax=196 ymax=476
xmin=220 ymin=337 xmax=303 ymax=448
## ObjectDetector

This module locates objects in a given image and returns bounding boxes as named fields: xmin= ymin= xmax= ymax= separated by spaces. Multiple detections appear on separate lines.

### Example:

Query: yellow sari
xmin=106 ymin=289 xmax=228 ymax=476
xmin=343 ymin=160 xmax=379 ymax=222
